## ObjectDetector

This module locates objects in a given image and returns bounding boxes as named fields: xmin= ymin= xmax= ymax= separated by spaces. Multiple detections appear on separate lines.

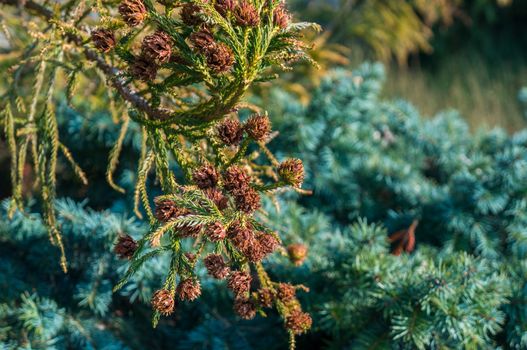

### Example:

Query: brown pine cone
xmin=277 ymin=283 xmax=296 ymax=302
xmin=233 ymin=298 xmax=256 ymax=320
xmin=228 ymin=222 xmax=255 ymax=254
xmin=190 ymin=28 xmax=216 ymax=54
xmin=286 ymin=310 xmax=312 ymax=335
xmin=217 ymin=119 xmax=243 ymax=146
xmin=206 ymin=221 xmax=226 ymax=242
xmin=214 ymin=0 xmax=235 ymax=16
xmin=287 ymin=243 xmax=308 ymax=266
xmin=257 ymin=233 xmax=280 ymax=256
xmin=206 ymin=43 xmax=235 ymax=73
xmin=118 ymin=0 xmax=147 ymax=27
xmin=192 ymin=164 xmax=219 ymax=189
xmin=278 ymin=158 xmax=304 ymax=188
xmin=203 ymin=188 xmax=229 ymax=210
xmin=91 ymin=29 xmax=116 ymax=53
xmin=234 ymin=187 xmax=261 ymax=214
xmin=141 ymin=30 xmax=172 ymax=63
xmin=114 ymin=234 xmax=138 ymax=259
xmin=227 ymin=271 xmax=252 ymax=297
xmin=130 ymin=56 xmax=158 ymax=82
xmin=154 ymin=198 xmax=189 ymax=223
xmin=234 ymin=1 xmax=260 ymax=27
xmin=244 ymin=114 xmax=271 ymax=141
xmin=204 ymin=254 xmax=230 ymax=279
xmin=223 ymin=166 xmax=250 ymax=194
xmin=245 ymin=241 xmax=265 ymax=262
xmin=181 ymin=2 xmax=206 ymax=26
xmin=151 ymin=289 xmax=175 ymax=315
xmin=273 ymin=2 xmax=291 ymax=29
xmin=177 ymin=278 xmax=201 ymax=301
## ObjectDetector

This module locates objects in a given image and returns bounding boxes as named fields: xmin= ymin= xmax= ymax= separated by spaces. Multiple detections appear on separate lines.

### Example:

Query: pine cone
xmin=192 ymin=164 xmax=219 ymax=189
xmin=223 ymin=166 xmax=250 ymax=194
xmin=154 ymin=198 xmax=189 ymax=222
xmin=214 ymin=0 xmax=235 ymax=16
xmin=245 ymin=242 xmax=265 ymax=262
xmin=227 ymin=271 xmax=252 ymax=297
xmin=245 ymin=114 xmax=271 ymax=141
xmin=234 ymin=187 xmax=261 ymax=214
xmin=204 ymin=254 xmax=230 ymax=279
xmin=203 ymin=188 xmax=229 ymax=210
xmin=114 ymin=234 xmax=138 ymax=259
xmin=233 ymin=298 xmax=256 ymax=320
xmin=130 ymin=56 xmax=158 ymax=82
xmin=257 ymin=288 xmax=275 ymax=308
xmin=118 ymin=0 xmax=147 ymax=27
xmin=151 ymin=289 xmax=175 ymax=315
xmin=190 ymin=28 xmax=216 ymax=54
xmin=286 ymin=310 xmax=312 ymax=335
xmin=206 ymin=43 xmax=234 ymax=73
xmin=141 ymin=30 xmax=172 ymax=63
xmin=91 ymin=28 xmax=116 ymax=53
xmin=228 ymin=222 xmax=255 ymax=254
xmin=184 ymin=252 xmax=197 ymax=264
xmin=177 ymin=278 xmax=201 ymax=301
xmin=234 ymin=1 xmax=260 ymax=27
xmin=278 ymin=158 xmax=304 ymax=188
xmin=273 ymin=2 xmax=291 ymax=29
xmin=181 ymin=2 xmax=206 ymax=26
xmin=277 ymin=283 xmax=296 ymax=302
xmin=217 ymin=119 xmax=243 ymax=146
xmin=206 ymin=221 xmax=226 ymax=241
xmin=258 ymin=233 xmax=279 ymax=256
xmin=287 ymin=243 xmax=308 ymax=266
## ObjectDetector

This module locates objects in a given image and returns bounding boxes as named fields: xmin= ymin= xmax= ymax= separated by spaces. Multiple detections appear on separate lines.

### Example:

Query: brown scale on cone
xmin=114 ymin=234 xmax=138 ymax=259
xmin=227 ymin=271 xmax=252 ymax=298
xmin=214 ymin=0 xmax=235 ymax=16
xmin=287 ymin=243 xmax=308 ymax=266
xmin=154 ymin=198 xmax=190 ymax=223
xmin=234 ymin=298 xmax=256 ymax=320
xmin=257 ymin=233 xmax=280 ymax=256
xmin=192 ymin=164 xmax=219 ymax=189
xmin=177 ymin=278 xmax=202 ymax=301
xmin=277 ymin=283 xmax=296 ymax=302
xmin=245 ymin=241 xmax=265 ymax=262
xmin=141 ymin=30 xmax=172 ymax=63
xmin=234 ymin=1 xmax=260 ymax=27
xmin=217 ymin=119 xmax=243 ymax=146
xmin=91 ymin=29 xmax=116 ymax=53
xmin=278 ymin=158 xmax=304 ymax=188
xmin=223 ymin=166 xmax=250 ymax=194
xmin=130 ymin=56 xmax=158 ymax=82
xmin=206 ymin=43 xmax=235 ymax=73
xmin=151 ymin=289 xmax=175 ymax=315
xmin=203 ymin=188 xmax=229 ymax=210
xmin=205 ymin=221 xmax=226 ymax=242
xmin=118 ymin=0 xmax=147 ymax=27
xmin=245 ymin=114 xmax=271 ymax=141
xmin=204 ymin=254 xmax=230 ymax=279
xmin=234 ymin=187 xmax=261 ymax=214
xmin=257 ymin=288 xmax=275 ymax=308
xmin=286 ymin=309 xmax=312 ymax=335
xmin=273 ymin=2 xmax=291 ymax=29
xmin=389 ymin=220 xmax=418 ymax=256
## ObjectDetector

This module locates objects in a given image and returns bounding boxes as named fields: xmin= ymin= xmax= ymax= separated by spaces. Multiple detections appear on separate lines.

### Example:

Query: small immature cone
xmin=234 ymin=1 xmax=260 ymax=27
xmin=217 ymin=119 xmax=243 ymax=146
xmin=203 ymin=188 xmax=229 ymax=210
xmin=141 ymin=30 xmax=172 ymax=63
xmin=234 ymin=187 xmax=261 ymax=214
xmin=151 ymin=289 xmax=175 ymax=315
xmin=273 ymin=2 xmax=291 ymax=29
xmin=118 ymin=0 xmax=147 ymax=27
xmin=192 ymin=164 xmax=219 ymax=189
xmin=278 ymin=159 xmax=304 ymax=188
xmin=177 ymin=278 xmax=201 ymax=301
xmin=287 ymin=243 xmax=308 ymax=266
xmin=257 ymin=288 xmax=275 ymax=308
xmin=227 ymin=271 xmax=252 ymax=298
xmin=234 ymin=298 xmax=256 ymax=320
xmin=277 ymin=283 xmax=296 ymax=302
xmin=206 ymin=43 xmax=235 ymax=73
xmin=114 ymin=234 xmax=138 ymax=259
xmin=206 ymin=221 xmax=226 ymax=242
xmin=258 ymin=233 xmax=280 ymax=256
xmin=130 ymin=56 xmax=158 ymax=82
xmin=223 ymin=166 xmax=250 ymax=194
xmin=214 ymin=0 xmax=235 ymax=16
xmin=204 ymin=254 xmax=230 ymax=279
xmin=286 ymin=310 xmax=312 ymax=335
xmin=154 ymin=198 xmax=189 ymax=223
xmin=245 ymin=114 xmax=271 ymax=141
xmin=190 ymin=28 xmax=216 ymax=54
xmin=91 ymin=29 xmax=116 ymax=53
